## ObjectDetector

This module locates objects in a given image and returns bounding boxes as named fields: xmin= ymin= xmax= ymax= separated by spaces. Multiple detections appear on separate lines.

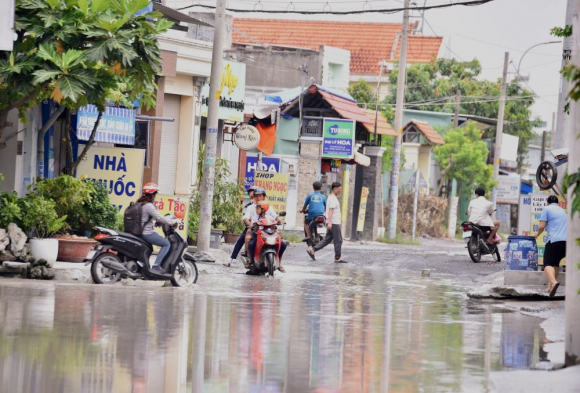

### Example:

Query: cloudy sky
xmin=171 ymin=0 xmax=567 ymax=132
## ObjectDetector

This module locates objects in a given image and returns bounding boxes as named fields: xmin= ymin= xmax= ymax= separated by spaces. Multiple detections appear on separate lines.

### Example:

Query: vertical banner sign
xmin=322 ymin=118 xmax=355 ymax=159
xmin=244 ymin=154 xmax=280 ymax=192
xmin=356 ymin=187 xmax=369 ymax=232
xmin=253 ymin=171 xmax=289 ymax=213
xmin=75 ymin=146 xmax=145 ymax=213
xmin=341 ymin=165 xmax=350 ymax=224
xmin=528 ymin=194 xmax=567 ymax=266
xmin=152 ymin=195 xmax=190 ymax=251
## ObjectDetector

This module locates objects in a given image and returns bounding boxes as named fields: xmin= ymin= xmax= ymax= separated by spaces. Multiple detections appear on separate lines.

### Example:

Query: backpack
xmin=124 ymin=202 xmax=145 ymax=236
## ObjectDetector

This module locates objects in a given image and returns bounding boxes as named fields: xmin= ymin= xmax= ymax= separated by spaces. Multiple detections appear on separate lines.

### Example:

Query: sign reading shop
xmin=201 ymin=60 xmax=247 ymax=123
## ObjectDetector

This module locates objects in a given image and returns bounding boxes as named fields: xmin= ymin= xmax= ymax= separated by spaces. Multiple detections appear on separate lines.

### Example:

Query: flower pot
xmin=55 ymin=237 xmax=97 ymax=263
xmin=191 ymin=230 xmax=223 ymax=249
xmin=29 ymin=238 xmax=59 ymax=267
xmin=224 ymin=232 xmax=241 ymax=244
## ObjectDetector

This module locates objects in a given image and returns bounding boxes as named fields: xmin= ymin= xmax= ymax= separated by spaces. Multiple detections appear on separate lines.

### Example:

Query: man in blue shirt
xmin=535 ymin=195 xmax=568 ymax=297
xmin=300 ymin=181 xmax=327 ymax=246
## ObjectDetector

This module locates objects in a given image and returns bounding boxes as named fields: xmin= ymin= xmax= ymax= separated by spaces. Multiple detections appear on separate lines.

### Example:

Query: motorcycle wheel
xmin=171 ymin=259 xmax=198 ymax=287
xmin=266 ymin=253 xmax=275 ymax=277
xmin=91 ymin=253 xmax=122 ymax=284
xmin=467 ymin=236 xmax=481 ymax=263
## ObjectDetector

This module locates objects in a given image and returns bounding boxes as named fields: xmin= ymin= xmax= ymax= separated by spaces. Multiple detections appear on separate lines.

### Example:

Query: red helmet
xmin=143 ymin=183 xmax=159 ymax=194
xmin=256 ymin=201 xmax=270 ymax=212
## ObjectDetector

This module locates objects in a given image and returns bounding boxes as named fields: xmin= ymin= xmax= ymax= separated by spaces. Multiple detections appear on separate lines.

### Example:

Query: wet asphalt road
xmin=0 ymin=239 xmax=555 ymax=393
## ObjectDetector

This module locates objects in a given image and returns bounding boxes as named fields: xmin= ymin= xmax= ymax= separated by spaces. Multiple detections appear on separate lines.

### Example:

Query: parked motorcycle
xmin=461 ymin=221 xmax=501 ymax=263
xmin=242 ymin=212 xmax=286 ymax=276
xmin=85 ymin=215 xmax=198 ymax=287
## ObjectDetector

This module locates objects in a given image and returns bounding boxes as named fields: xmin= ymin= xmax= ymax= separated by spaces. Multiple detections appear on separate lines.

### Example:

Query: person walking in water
xmin=307 ymin=182 xmax=347 ymax=264
xmin=535 ymin=195 xmax=567 ymax=297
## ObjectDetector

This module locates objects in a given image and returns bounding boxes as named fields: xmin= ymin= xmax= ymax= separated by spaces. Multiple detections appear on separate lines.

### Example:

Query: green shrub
xmin=21 ymin=195 xmax=67 ymax=238
xmin=0 ymin=191 xmax=23 ymax=229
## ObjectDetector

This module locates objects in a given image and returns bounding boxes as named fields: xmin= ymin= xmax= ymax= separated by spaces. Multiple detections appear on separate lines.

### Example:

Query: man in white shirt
xmin=307 ymin=182 xmax=347 ymax=263
xmin=467 ymin=187 xmax=500 ymax=243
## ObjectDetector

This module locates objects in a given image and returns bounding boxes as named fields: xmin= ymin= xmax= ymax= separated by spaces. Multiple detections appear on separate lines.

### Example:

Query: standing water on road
xmin=0 ymin=267 xmax=551 ymax=392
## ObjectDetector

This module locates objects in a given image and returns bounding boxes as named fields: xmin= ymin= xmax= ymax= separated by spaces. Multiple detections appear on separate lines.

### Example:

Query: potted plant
xmin=21 ymin=195 xmax=67 ymax=266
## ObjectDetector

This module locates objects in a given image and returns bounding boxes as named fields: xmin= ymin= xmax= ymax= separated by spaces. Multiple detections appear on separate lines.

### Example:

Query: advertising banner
xmin=244 ymin=154 xmax=280 ymax=191
xmin=201 ymin=60 xmax=246 ymax=122
xmin=253 ymin=171 xmax=289 ymax=213
xmin=76 ymin=105 xmax=136 ymax=145
xmin=76 ymin=146 xmax=144 ymax=213
xmin=496 ymin=175 xmax=520 ymax=204
xmin=522 ymin=194 xmax=567 ymax=266
xmin=322 ymin=118 xmax=355 ymax=159
xmin=356 ymin=187 xmax=369 ymax=232
xmin=152 ymin=194 xmax=190 ymax=250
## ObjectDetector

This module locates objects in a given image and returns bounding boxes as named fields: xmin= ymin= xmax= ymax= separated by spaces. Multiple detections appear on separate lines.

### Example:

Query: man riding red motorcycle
xmin=247 ymin=201 xmax=287 ymax=274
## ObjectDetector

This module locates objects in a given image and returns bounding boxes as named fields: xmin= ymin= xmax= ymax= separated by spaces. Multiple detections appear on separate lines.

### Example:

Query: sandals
xmin=278 ymin=266 xmax=286 ymax=273
xmin=222 ymin=263 xmax=232 ymax=267
xmin=549 ymin=282 xmax=560 ymax=298
xmin=307 ymin=247 xmax=316 ymax=261
xmin=334 ymin=259 xmax=348 ymax=264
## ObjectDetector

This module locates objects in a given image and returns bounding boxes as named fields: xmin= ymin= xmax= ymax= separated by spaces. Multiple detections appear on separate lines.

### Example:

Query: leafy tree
xmin=388 ymin=58 xmax=541 ymax=169
xmin=0 ymin=0 xmax=172 ymax=172
xmin=434 ymin=122 xmax=495 ymax=196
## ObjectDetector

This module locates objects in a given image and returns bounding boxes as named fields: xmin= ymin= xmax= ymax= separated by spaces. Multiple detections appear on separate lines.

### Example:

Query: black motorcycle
xmin=85 ymin=216 xmax=198 ymax=287
xmin=303 ymin=214 xmax=327 ymax=246
xmin=461 ymin=221 xmax=501 ymax=263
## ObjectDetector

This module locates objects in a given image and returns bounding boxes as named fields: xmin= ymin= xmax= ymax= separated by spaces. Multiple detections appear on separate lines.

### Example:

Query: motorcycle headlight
xmin=266 ymin=237 xmax=277 ymax=245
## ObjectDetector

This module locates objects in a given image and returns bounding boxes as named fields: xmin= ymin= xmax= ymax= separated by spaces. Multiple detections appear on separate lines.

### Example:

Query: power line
xmin=176 ymin=0 xmax=495 ymax=14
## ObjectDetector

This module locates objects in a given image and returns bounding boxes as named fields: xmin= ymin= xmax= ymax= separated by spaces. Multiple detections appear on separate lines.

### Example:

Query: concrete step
xmin=504 ymin=270 xmax=566 ymax=286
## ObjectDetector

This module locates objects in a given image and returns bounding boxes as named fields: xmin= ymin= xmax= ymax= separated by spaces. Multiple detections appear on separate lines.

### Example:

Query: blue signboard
xmin=76 ymin=105 xmax=136 ymax=145
xmin=245 ymin=154 xmax=280 ymax=191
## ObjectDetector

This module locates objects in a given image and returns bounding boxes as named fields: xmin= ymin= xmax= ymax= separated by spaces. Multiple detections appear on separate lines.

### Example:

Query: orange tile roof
xmin=318 ymin=89 xmax=372 ymax=126
xmin=362 ymin=109 xmax=398 ymax=137
xmin=232 ymin=19 xmax=442 ymax=75
xmin=404 ymin=119 xmax=445 ymax=145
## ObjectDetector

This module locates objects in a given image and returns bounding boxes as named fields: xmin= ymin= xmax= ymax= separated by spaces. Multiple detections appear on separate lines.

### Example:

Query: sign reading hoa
xmin=322 ymin=118 xmax=355 ymax=159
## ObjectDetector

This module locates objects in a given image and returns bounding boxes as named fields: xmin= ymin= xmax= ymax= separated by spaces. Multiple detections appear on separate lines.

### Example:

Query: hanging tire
xmin=171 ymin=259 xmax=198 ymax=287
xmin=91 ymin=253 xmax=122 ymax=284
xmin=266 ymin=253 xmax=275 ymax=277
xmin=467 ymin=236 xmax=481 ymax=263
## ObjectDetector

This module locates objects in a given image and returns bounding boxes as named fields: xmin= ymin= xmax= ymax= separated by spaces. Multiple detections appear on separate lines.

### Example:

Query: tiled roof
xmin=318 ymin=89 xmax=372 ymax=126
xmin=232 ymin=19 xmax=442 ymax=75
xmin=404 ymin=119 xmax=445 ymax=145
xmin=362 ymin=109 xmax=398 ymax=137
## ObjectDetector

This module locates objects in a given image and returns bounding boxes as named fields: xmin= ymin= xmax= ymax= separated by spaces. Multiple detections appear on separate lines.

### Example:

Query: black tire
xmin=171 ymin=259 xmax=198 ymax=287
xmin=467 ymin=235 xmax=481 ymax=263
xmin=266 ymin=253 xmax=275 ymax=277
xmin=91 ymin=253 xmax=122 ymax=284
xmin=536 ymin=161 xmax=557 ymax=190
xmin=493 ymin=247 xmax=501 ymax=262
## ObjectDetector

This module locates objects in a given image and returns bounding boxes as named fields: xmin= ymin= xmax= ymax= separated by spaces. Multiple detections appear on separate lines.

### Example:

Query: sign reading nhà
xmin=253 ymin=171 xmax=289 ymax=213
xmin=322 ymin=118 xmax=355 ymax=159
xmin=201 ymin=60 xmax=246 ymax=122
xmin=75 ymin=146 xmax=144 ymax=213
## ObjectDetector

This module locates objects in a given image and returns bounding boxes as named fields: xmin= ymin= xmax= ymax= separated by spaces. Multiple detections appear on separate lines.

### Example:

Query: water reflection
xmin=0 ymin=268 xmax=551 ymax=393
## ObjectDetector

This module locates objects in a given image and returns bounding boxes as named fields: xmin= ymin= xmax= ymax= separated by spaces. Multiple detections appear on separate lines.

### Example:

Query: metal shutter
xmin=158 ymin=94 xmax=181 ymax=194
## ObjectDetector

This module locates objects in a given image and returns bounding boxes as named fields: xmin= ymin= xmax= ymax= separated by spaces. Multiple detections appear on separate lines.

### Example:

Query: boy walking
xmin=307 ymin=182 xmax=347 ymax=263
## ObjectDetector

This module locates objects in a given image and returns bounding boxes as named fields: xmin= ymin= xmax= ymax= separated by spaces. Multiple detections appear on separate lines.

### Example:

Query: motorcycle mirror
xmin=279 ymin=211 xmax=287 ymax=217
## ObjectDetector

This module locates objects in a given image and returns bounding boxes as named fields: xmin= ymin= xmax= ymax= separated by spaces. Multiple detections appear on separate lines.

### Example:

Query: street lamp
xmin=516 ymin=41 xmax=561 ymax=81
xmin=373 ymin=60 xmax=390 ymax=145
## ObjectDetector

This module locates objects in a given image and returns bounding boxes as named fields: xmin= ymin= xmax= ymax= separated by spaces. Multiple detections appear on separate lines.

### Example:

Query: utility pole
xmin=197 ymin=0 xmax=226 ymax=252
xmin=540 ymin=130 xmax=547 ymax=162
xmin=388 ymin=0 xmax=410 ymax=239
xmin=551 ymin=111 xmax=556 ymax=150
xmin=491 ymin=52 xmax=509 ymax=210
xmin=453 ymin=89 xmax=461 ymax=129
xmin=565 ymin=0 xmax=580 ymax=367
xmin=555 ymin=0 xmax=575 ymax=150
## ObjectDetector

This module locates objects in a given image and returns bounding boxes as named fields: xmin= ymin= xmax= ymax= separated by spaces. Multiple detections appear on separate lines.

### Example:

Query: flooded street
xmin=0 ymin=265 xmax=553 ymax=393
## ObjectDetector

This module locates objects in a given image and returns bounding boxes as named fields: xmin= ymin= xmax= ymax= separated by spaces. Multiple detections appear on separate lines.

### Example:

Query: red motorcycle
xmin=243 ymin=213 xmax=286 ymax=276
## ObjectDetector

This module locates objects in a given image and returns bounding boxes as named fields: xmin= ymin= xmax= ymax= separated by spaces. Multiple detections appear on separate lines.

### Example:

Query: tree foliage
xmin=387 ymin=58 xmax=541 ymax=169
xmin=0 ymin=0 xmax=172 ymax=148
xmin=434 ymin=122 xmax=495 ymax=193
